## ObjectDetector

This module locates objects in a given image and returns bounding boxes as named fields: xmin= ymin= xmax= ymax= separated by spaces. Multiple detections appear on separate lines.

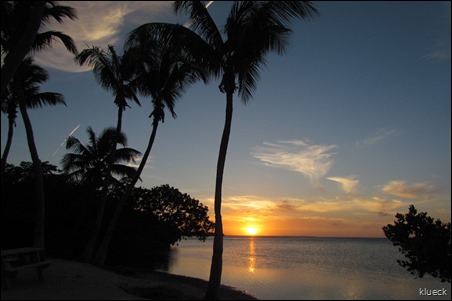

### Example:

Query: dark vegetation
xmin=1 ymin=161 xmax=214 ymax=268
xmin=383 ymin=205 xmax=451 ymax=283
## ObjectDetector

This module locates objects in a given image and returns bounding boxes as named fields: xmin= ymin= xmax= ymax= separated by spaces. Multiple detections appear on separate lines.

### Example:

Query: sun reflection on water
xmin=248 ymin=238 xmax=256 ymax=273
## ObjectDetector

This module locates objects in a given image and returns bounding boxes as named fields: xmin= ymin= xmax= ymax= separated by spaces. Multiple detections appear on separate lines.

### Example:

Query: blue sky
xmin=2 ymin=1 xmax=450 ymax=237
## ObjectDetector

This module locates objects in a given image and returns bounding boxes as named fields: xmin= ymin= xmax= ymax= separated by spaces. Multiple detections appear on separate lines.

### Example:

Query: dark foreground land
xmin=1 ymin=259 xmax=257 ymax=300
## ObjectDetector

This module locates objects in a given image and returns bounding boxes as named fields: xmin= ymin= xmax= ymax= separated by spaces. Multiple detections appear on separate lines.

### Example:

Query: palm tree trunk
xmin=1 ymin=116 xmax=15 ymax=171
xmin=1 ymin=116 xmax=15 ymax=207
xmin=92 ymin=120 xmax=160 ymax=266
xmin=79 ymin=108 xmax=123 ymax=263
xmin=204 ymin=91 xmax=233 ymax=300
xmin=17 ymin=87 xmax=46 ymax=248
xmin=1 ymin=1 xmax=46 ymax=98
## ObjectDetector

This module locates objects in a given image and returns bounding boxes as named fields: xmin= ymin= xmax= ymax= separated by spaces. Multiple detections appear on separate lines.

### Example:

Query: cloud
xmin=422 ymin=49 xmax=451 ymax=62
xmin=356 ymin=128 xmax=396 ymax=147
xmin=327 ymin=176 xmax=359 ymax=194
xmin=127 ymin=155 xmax=153 ymax=169
xmin=34 ymin=1 xmax=173 ymax=72
xmin=214 ymin=194 xmax=408 ymax=236
xmin=251 ymin=139 xmax=337 ymax=182
xmin=382 ymin=180 xmax=436 ymax=199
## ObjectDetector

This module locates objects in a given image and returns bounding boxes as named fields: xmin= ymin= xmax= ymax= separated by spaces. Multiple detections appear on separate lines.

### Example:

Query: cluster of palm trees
xmin=1 ymin=1 xmax=318 ymax=299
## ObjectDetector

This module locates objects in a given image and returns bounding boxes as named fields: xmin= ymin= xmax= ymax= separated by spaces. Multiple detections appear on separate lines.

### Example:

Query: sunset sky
xmin=2 ymin=1 xmax=450 ymax=237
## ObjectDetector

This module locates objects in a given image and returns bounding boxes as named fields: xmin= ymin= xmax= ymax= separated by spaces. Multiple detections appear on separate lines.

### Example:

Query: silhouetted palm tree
xmin=74 ymin=45 xmax=141 ymax=263
xmin=127 ymin=1 xmax=319 ymax=298
xmin=91 ymin=37 xmax=207 ymax=266
xmin=61 ymin=126 xmax=141 ymax=188
xmin=1 ymin=0 xmax=77 ymax=249
xmin=1 ymin=1 xmax=77 ymax=97
xmin=5 ymin=58 xmax=66 ymax=248
xmin=1 ymin=57 xmax=65 ymax=195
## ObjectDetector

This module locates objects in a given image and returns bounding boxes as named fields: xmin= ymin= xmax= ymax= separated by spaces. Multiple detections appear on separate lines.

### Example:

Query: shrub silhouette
xmin=383 ymin=205 xmax=451 ymax=282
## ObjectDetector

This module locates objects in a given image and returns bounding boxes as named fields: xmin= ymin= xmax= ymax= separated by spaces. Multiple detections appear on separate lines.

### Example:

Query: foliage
xmin=383 ymin=205 xmax=451 ymax=282
xmin=131 ymin=184 xmax=214 ymax=241
xmin=2 ymin=162 xmax=214 ymax=267
xmin=74 ymin=44 xmax=141 ymax=111
xmin=4 ymin=161 xmax=62 ymax=184
xmin=60 ymin=126 xmax=141 ymax=189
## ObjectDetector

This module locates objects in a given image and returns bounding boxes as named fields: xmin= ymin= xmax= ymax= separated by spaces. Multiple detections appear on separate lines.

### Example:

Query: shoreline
xmin=107 ymin=264 xmax=258 ymax=300
xmin=1 ymin=258 xmax=257 ymax=300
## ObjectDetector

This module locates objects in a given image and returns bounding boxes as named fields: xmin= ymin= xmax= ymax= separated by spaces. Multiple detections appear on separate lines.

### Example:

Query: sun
xmin=245 ymin=227 xmax=259 ymax=236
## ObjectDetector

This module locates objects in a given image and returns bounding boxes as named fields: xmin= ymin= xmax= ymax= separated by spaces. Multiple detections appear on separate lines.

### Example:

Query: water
xmin=156 ymin=236 xmax=450 ymax=300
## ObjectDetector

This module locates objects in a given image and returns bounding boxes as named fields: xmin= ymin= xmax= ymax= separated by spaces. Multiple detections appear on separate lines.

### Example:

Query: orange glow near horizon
xmin=245 ymin=227 xmax=259 ymax=236
xmin=221 ymin=216 xmax=388 ymax=238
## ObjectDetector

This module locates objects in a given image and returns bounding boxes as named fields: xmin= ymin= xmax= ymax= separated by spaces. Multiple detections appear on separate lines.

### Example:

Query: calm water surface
xmin=155 ymin=236 xmax=450 ymax=300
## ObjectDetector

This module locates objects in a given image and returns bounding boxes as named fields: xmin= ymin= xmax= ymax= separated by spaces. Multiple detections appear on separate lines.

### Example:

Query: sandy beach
xmin=1 ymin=259 xmax=257 ymax=300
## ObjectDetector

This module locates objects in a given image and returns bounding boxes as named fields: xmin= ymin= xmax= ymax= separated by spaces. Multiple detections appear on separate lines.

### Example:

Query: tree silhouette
xmin=74 ymin=45 xmax=141 ymax=263
xmin=383 ymin=205 xmax=451 ymax=283
xmin=1 ymin=1 xmax=77 ymax=98
xmin=4 ymin=58 xmax=66 ymax=248
xmin=1 ymin=1 xmax=77 ymax=249
xmin=91 ymin=35 xmax=207 ymax=267
xmin=127 ymin=1 xmax=319 ymax=298
xmin=1 ymin=57 xmax=65 ymax=190
xmin=61 ymin=126 xmax=141 ymax=189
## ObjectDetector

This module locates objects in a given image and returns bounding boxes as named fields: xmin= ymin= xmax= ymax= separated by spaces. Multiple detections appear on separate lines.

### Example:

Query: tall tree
xmin=61 ymin=126 xmax=140 ymax=263
xmin=9 ymin=58 xmax=65 ymax=248
xmin=1 ymin=57 xmax=65 ymax=200
xmin=74 ymin=45 xmax=141 ymax=263
xmin=91 ymin=36 xmax=207 ymax=267
xmin=127 ymin=1 xmax=318 ymax=298
xmin=1 ymin=0 xmax=77 ymax=249
xmin=1 ymin=1 xmax=77 ymax=97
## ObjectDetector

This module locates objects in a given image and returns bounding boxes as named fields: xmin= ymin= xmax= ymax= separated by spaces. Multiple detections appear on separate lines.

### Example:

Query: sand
xmin=0 ymin=259 xmax=257 ymax=300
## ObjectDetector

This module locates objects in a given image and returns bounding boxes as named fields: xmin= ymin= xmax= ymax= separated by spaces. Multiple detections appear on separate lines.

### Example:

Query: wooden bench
xmin=1 ymin=248 xmax=54 ymax=289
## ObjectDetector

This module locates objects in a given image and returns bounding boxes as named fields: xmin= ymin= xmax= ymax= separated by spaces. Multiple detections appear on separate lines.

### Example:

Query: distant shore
xmin=1 ymin=258 xmax=257 ymax=300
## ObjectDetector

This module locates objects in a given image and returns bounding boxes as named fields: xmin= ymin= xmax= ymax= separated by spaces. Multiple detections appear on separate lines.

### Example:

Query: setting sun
xmin=245 ymin=227 xmax=259 ymax=236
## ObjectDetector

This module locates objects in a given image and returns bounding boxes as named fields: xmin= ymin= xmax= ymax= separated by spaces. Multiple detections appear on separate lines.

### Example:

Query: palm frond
xmin=32 ymin=30 xmax=78 ymax=55
xmin=26 ymin=92 xmax=66 ymax=109
xmin=61 ymin=126 xmax=140 ymax=185
xmin=173 ymin=1 xmax=223 ymax=51
xmin=262 ymin=1 xmax=319 ymax=25
xmin=75 ymin=45 xmax=140 ymax=110
xmin=110 ymin=164 xmax=138 ymax=180
xmin=42 ymin=2 xmax=78 ymax=25
xmin=114 ymin=148 xmax=142 ymax=164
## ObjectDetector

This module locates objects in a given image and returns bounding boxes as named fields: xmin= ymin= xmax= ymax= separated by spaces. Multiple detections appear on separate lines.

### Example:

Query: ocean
xmin=155 ymin=236 xmax=450 ymax=300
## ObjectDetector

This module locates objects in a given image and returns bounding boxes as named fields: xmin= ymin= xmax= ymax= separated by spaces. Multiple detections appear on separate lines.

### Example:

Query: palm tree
xmin=74 ymin=45 xmax=141 ymax=263
xmin=1 ymin=57 xmax=66 ymax=199
xmin=61 ymin=126 xmax=141 ymax=188
xmin=1 ymin=1 xmax=78 ymax=97
xmin=91 ymin=36 xmax=207 ymax=266
xmin=6 ymin=57 xmax=67 ymax=248
xmin=1 ymin=0 xmax=77 ymax=249
xmin=127 ymin=1 xmax=319 ymax=298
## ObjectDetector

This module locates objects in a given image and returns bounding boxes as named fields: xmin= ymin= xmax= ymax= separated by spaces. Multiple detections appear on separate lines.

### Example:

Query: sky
xmin=2 ymin=1 xmax=451 ymax=237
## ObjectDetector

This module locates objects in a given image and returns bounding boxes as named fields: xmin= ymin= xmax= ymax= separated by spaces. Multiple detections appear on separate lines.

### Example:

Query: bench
xmin=1 ymin=248 xmax=54 ymax=289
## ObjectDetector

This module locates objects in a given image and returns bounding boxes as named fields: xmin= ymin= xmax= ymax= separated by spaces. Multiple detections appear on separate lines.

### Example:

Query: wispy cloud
xmin=212 ymin=194 xmax=409 ymax=236
xmin=127 ymin=155 xmax=153 ymax=169
xmin=422 ymin=49 xmax=451 ymax=62
xmin=356 ymin=128 xmax=397 ymax=147
xmin=382 ymin=180 xmax=436 ymax=199
xmin=251 ymin=139 xmax=337 ymax=182
xmin=421 ymin=2 xmax=451 ymax=63
xmin=34 ymin=1 xmax=173 ymax=72
xmin=327 ymin=176 xmax=359 ymax=194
